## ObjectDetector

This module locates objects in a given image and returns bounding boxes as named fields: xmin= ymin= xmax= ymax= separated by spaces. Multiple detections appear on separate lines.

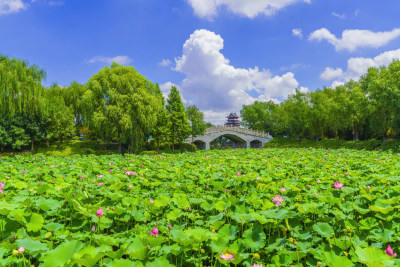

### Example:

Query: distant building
xmin=225 ymin=112 xmax=240 ymax=127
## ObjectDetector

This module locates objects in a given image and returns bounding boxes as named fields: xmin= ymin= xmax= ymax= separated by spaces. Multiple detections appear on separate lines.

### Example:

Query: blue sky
xmin=1 ymin=0 xmax=400 ymax=124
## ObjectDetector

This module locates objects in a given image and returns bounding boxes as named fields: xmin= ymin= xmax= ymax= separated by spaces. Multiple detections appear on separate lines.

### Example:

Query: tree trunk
xmin=192 ymin=135 xmax=194 ymax=151
xmin=46 ymin=139 xmax=50 ymax=147
xmin=353 ymin=125 xmax=359 ymax=141
xmin=156 ymin=137 xmax=160 ymax=151
xmin=31 ymin=138 xmax=34 ymax=151
xmin=1 ymin=145 xmax=3 ymax=152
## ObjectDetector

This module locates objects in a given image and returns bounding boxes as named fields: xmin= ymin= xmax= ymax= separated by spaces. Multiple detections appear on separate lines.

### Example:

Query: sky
xmin=1 ymin=0 xmax=400 ymax=124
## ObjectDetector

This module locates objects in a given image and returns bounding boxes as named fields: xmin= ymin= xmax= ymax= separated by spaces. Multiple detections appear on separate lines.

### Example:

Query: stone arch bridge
xmin=185 ymin=126 xmax=272 ymax=150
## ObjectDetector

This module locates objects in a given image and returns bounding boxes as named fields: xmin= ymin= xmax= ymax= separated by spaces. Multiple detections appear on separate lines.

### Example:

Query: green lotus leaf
xmin=71 ymin=244 xmax=109 ymax=267
xmin=321 ymin=251 xmax=354 ymax=267
xmin=355 ymin=246 xmax=393 ymax=266
xmin=271 ymin=253 xmax=293 ymax=266
xmin=41 ymin=240 xmax=85 ymax=266
xmin=218 ymin=224 xmax=239 ymax=240
xmin=16 ymin=237 xmax=48 ymax=253
xmin=27 ymin=213 xmax=44 ymax=232
xmin=312 ymin=222 xmax=334 ymax=237
xmin=109 ymin=259 xmax=144 ymax=267
xmin=241 ymin=226 xmax=266 ymax=251
xmin=127 ymin=237 xmax=147 ymax=260
xmin=145 ymin=258 xmax=174 ymax=267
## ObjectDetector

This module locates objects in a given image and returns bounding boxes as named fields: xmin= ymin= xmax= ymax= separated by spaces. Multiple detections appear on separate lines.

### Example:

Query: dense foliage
xmin=0 ymin=148 xmax=399 ymax=266
xmin=241 ymin=60 xmax=400 ymax=141
xmin=0 ymin=55 xmax=204 ymax=153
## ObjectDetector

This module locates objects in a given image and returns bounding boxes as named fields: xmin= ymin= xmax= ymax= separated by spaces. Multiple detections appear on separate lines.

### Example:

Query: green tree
xmin=186 ymin=105 xmax=207 ymax=150
xmin=0 ymin=55 xmax=45 ymax=117
xmin=360 ymin=60 xmax=400 ymax=140
xmin=240 ymin=101 xmax=279 ymax=135
xmin=0 ymin=121 xmax=11 ymax=152
xmin=86 ymin=63 xmax=162 ymax=154
xmin=166 ymin=86 xmax=190 ymax=152
xmin=151 ymin=84 xmax=169 ymax=151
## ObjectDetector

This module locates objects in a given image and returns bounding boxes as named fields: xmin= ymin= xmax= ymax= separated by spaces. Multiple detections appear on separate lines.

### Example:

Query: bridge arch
xmin=187 ymin=126 xmax=272 ymax=150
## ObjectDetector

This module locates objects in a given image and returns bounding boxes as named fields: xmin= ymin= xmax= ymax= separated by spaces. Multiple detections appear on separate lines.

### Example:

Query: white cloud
xmin=309 ymin=27 xmax=400 ymax=52
xmin=328 ymin=48 xmax=400 ymax=87
xmin=158 ymin=59 xmax=172 ymax=67
xmin=332 ymin=12 xmax=345 ymax=19
xmin=86 ymin=55 xmax=132 ymax=65
xmin=292 ymin=28 xmax=303 ymax=39
xmin=320 ymin=67 xmax=343 ymax=81
xmin=0 ymin=0 xmax=26 ymax=15
xmin=172 ymin=29 xmax=303 ymax=124
xmin=186 ymin=0 xmax=311 ymax=19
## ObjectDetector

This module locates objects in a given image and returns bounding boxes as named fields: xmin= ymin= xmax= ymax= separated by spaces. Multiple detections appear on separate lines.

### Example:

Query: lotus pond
xmin=0 ymin=148 xmax=400 ymax=266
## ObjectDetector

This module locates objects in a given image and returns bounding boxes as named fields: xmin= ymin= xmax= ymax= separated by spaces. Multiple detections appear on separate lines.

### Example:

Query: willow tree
xmin=0 ymin=55 xmax=46 ymax=117
xmin=86 ymin=63 xmax=162 ymax=154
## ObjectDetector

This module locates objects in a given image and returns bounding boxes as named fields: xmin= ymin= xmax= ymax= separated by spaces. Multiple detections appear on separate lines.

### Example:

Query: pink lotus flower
xmin=91 ymin=225 xmax=95 ymax=232
xmin=98 ymin=182 xmax=103 ymax=186
xmin=367 ymin=185 xmax=371 ymax=190
xmin=149 ymin=227 xmax=159 ymax=237
xmin=150 ymin=199 xmax=154 ymax=204
xmin=125 ymin=171 xmax=137 ymax=176
xmin=96 ymin=208 xmax=104 ymax=217
xmin=220 ymin=251 xmax=234 ymax=261
xmin=98 ymin=174 xmax=103 ymax=178
xmin=252 ymin=264 xmax=263 ymax=267
xmin=317 ymin=180 xmax=321 ymax=183
xmin=0 ymin=182 xmax=5 ymax=194
xmin=21 ymin=170 xmax=25 ymax=174
xmin=272 ymin=195 xmax=284 ymax=206
xmin=280 ymin=187 xmax=286 ymax=192
xmin=18 ymin=246 xmax=24 ymax=253
xmin=236 ymin=172 xmax=240 ymax=176
xmin=385 ymin=245 xmax=397 ymax=257
xmin=333 ymin=181 xmax=344 ymax=189
xmin=168 ymin=224 xmax=172 ymax=230
xmin=128 ymin=185 xmax=132 ymax=189
xmin=109 ymin=169 xmax=112 ymax=172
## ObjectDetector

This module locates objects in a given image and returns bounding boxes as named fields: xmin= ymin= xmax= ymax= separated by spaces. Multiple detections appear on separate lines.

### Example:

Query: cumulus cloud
xmin=0 ymin=0 xmax=26 ymax=15
xmin=159 ymin=82 xmax=189 ymax=104
xmin=186 ymin=0 xmax=311 ymax=19
xmin=86 ymin=55 xmax=132 ymax=65
xmin=309 ymin=27 xmax=400 ymax=52
xmin=320 ymin=67 xmax=344 ymax=81
xmin=158 ymin=59 xmax=172 ymax=67
xmin=171 ymin=29 xmax=303 ymax=124
xmin=327 ymin=48 xmax=400 ymax=87
xmin=292 ymin=28 xmax=303 ymax=39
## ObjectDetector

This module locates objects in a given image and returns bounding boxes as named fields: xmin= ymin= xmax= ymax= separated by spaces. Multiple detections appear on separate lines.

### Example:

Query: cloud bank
xmin=166 ymin=29 xmax=304 ymax=124
xmin=186 ymin=0 xmax=311 ymax=19
xmin=309 ymin=27 xmax=400 ymax=52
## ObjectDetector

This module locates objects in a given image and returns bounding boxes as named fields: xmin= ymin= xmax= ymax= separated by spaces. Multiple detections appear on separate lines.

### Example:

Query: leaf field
xmin=0 ymin=148 xmax=399 ymax=266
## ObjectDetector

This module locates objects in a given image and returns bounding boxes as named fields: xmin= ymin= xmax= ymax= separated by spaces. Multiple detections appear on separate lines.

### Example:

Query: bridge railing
xmin=205 ymin=125 xmax=270 ymax=138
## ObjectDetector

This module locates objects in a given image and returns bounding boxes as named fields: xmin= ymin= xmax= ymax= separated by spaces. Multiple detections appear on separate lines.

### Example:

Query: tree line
xmin=241 ymin=60 xmax=400 ymax=141
xmin=0 ymin=55 xmax=207 ymax=153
